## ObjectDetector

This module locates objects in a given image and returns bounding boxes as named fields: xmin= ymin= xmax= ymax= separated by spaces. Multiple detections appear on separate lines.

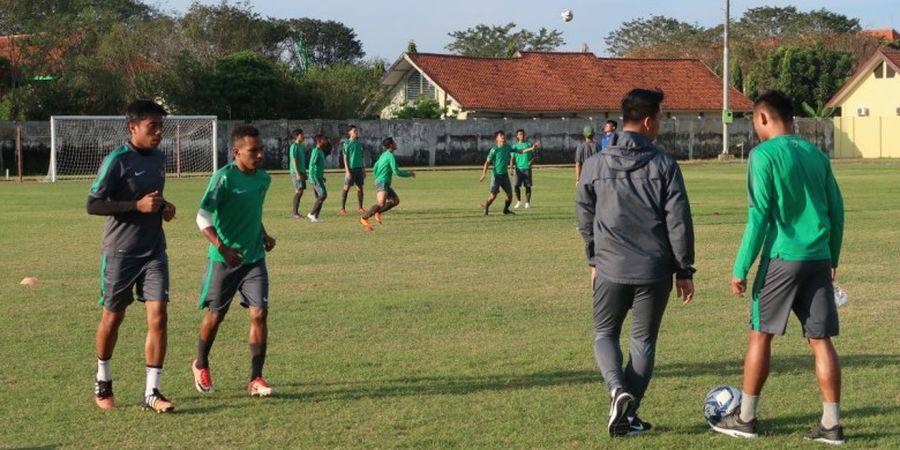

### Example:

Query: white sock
xmin=97 ymin=358 xmax=111 ymax=382
xmin=822 ymin=402 xmax=840 ymax=429
xmin=145 ymin=366 xmax=163 ymax=396
xmin=740 ymin=393 xmax=759 ymax=422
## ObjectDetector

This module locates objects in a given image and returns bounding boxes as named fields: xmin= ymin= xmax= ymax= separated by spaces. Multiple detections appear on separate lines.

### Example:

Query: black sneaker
xmin=94 ymin=379 xmax=115 ymax=410
xmin=608 ymin=388 xmax=635 ymax=437
xmin=142 ymin=388 xmax=175 ymax=413
xmin=627 ymin=416 xmax=653 ymax=436
xmin=709 ymin=408 xmax=759 ymax=439
xmin=805 ymin=421 xmax=845 ymax=445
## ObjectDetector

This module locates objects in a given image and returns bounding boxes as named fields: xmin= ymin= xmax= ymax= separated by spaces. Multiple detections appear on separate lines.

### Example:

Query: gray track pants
xmin=592 ymin=276 xmax=672 ymax=409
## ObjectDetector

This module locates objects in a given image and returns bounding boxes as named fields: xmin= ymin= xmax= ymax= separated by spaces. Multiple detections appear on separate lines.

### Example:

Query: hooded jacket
xmin=575 ymin=131 xmax=695 ymax=284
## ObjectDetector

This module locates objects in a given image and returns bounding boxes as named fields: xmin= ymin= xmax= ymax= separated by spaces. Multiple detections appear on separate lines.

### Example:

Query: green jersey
xmin=373 ymin=151 xmax=411 ymax=186
xmin=199 ymin=162 xmax=271 ymax=265
xmin=732 ymin=135 xmax=844 ymax=279
xmin=289 ymin=142 xmax=306 ymax=175
xmin=342 ymin=139 xmax=364 ymax=169
xmin=512 ymin=141 xmax=534 ymax=170
xmin=486 ymin=144 xmax=514 ymax=176
xmin=308 ymin=146 xmax=326 ymax=182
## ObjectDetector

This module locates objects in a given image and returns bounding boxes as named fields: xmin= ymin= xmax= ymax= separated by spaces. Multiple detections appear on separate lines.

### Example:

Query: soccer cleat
xmin=142 ymin=388 xmax=174 ymax=413
xmin=360 ymin=217 xmax=374 ymax=232
xmin=627 ymin=416 xmax=653 ymax=436
xmin=307 ymin=213 xmax=321 ymax=223
xmin=805 ymin=421 xmax=845 ymax=445
xmin=514 ymin=201 xmax=522 ymax=209
xmin=608 ymin=389 xmax=635 ymax=437
xmin=709 ymin=408 xmax=758 ymax=439
xmin=291 ymin=213 xmax=302 ymax=219
xmin=373 ymin=212 xmax=383 ymax=224
xmin=525 ymin=202 xmax=531 ymax=209
xmin=357 ymin=207 xmax=366 ymax=214
xmin=94 ymin=379 xmax=115 ymax=410
xmin=339 ymin=208 xmax=347 ymax=215
xmin=191 ymin=359 xmax=214 ymax=394
xmin=248 ymin=377 xmax=273 ymax=397
xmin=503 ymin=210 xmax=516 ymax=215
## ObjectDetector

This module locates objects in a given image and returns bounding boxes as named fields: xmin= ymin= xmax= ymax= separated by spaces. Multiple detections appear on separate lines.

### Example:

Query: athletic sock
xmin=740 ymin=393 xmax=758 ymax=422
xmin=357 ymin=190 xmax=364 ymax=209
xmin=196 ymin=339 xmax=212 ymax=369
xmin=341 ymin=189 xmax=349 ymax=209
xmin=821 ymin=402 xmax=840 ymax=428
xmin=145 ymin=366 xmax=162 ymax=396
xmin=503 ymin=199 xmax=512 ymax=212
xmin=250 ymin=343 xmax=267 ymax=380
xmin=292 ymin=192 xmax=301 ymax=214
xmin=515 ymin=187 xmax=521 ymax=201
xmin=97 ymin=358 xmax=112 ymax=382
xmin=526 ymin=188 xmax=532 ymax=203
xmin=363 ymin=204 xmax=380 ymax=219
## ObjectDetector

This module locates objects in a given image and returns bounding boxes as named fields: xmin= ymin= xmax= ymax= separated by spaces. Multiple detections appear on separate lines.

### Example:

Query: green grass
xmin=1 ymin=164 xmax=898 ymax=449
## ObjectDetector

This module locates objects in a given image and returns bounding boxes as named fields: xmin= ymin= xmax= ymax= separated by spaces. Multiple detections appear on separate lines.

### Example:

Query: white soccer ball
xmin=561 ymin=9 xmax=574 ymax=22
xmin=703 ymin=385 xmax=742 ymax=422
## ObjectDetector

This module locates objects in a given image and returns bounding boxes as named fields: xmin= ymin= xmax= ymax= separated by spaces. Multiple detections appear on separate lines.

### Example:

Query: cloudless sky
xmin=156 ymin=0 xmax=898 ymax=61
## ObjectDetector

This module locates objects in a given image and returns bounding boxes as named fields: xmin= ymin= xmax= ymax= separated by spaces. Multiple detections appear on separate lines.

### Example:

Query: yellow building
xmin=828 ymin=48 xmax=900 ymax=158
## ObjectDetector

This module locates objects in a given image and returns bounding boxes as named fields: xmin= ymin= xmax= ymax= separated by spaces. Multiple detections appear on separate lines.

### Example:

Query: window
xmin=874 ymin=61 xmax=884 ymax=79
xmin=405 ymin=70 xmax=435 ymax=100
xmin=887 ymin=65 xmax=896 ymax=78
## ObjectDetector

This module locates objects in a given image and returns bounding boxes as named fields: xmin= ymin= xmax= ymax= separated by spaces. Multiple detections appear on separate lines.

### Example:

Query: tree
xmin=301 ymin=63 xmax=382 ymax=119
xmin=604 ymin=16 xmax=710 ymax=57
xmin=274 ymin=18 xmax=364 ymax=67
xmin=394 ymin=97 xmax=445 ymax=119
xmin=407 ymin=40 xmax=418 ymax=54
xmin=446 ymin=23 xmax=564 ymax=57
xmin=888 ymin=39 xmax=900 ymax=50
xmin=766 ymin=45 xmax=853 ymax=116
xmin=176 ymin=1 xmax=278 ymax=67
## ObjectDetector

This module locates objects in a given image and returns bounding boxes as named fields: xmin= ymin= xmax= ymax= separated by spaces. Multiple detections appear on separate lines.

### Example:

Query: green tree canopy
xmin=446 ymin=23 xmax=564 ymax=58
xmin=766 ymin=45 xmax=853 ymax=116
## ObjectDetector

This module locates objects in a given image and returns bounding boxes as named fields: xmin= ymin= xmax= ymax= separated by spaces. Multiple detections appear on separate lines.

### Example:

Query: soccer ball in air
xmin=703 ymin=386 xmax=742 ymax=422
xmin=561 ymin=9 xmax=574 ymax=22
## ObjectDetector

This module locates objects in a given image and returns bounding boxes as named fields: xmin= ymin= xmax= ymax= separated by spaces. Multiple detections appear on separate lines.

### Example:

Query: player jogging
xmin=359 ymin=137 xmax=415 ymax=232
xmin=88 ymin=99 xmax=176 ymax=413
xmin=710 ymin=90 xmax=846 ymax=445
xmin=289 ymin=128 xmax=307 ymax=218
xmin=511 ymin=129 xmax=538 ymax=209
xmin=479 ymin=131 xmax=532 ymax=216
xmin=306 ymin=134 xmax=329 ymax=223
xmin=192 ymin=124 xmax=277 ymax=397
xmin=340 ymin=125 xmax=366 ymax=215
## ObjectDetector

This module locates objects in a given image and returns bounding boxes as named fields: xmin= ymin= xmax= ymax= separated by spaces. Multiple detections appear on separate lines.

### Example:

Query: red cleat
xmin=339 ymin=208 xmax=348 ymax=215
xmin=248 ymin=377 xmax=273 ymax=397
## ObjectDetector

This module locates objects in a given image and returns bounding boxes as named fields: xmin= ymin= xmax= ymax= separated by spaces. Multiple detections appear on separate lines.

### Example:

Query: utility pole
xmin=720 ymin=0 xmax=733 ymax=159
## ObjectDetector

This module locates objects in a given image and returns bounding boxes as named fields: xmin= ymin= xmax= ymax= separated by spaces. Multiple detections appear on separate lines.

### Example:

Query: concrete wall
xmin=0 ymin=117 xmax=834 ymax=176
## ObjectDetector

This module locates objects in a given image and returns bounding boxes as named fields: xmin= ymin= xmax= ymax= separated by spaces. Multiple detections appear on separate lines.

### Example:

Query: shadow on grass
xmin=654 ymin=353 xmax=899 ymax=378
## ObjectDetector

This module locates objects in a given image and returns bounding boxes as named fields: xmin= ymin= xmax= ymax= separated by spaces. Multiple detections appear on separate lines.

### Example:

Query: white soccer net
xmin=48 ymin=115 xmax=217 ymax=182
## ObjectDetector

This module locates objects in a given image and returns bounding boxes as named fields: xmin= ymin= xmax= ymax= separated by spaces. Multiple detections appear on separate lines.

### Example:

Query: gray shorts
xmin=490 ymin=174 xmax=512 ymax=195
xmin=291 ymin=173 xmax=307 ymax=190
xmin=374 ymin=182 xmax=397 ymax=197
xmin=344 ymin=167 xmax=366 ymax=187
xmin=99 ymin=252 xmax=169 ymax=312
xmin=751 ymin=258 xmax=838 ymax=338
xmin=313 ymin=179 xmax=327 ymax=197
xmin=514 ymin=168 xmax=532 ymax=188
xmin=198 ymin=259 xmax=269 ymax=317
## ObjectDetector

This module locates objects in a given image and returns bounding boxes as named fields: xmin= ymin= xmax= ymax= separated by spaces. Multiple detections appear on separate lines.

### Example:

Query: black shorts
xmin=198 ymin=259 xmax=269 ymax=317
xmin=344 ymin=168 xmax=365 ymax=188
xmin=514 ymin=168 xmax=532 ymax=188
xmin=490 ymin=174 xmax=512 ymax=195
xmin=99 ymin=252 xmax=169 ymax=312
xmin=751 ymin=258 xmax=838 ymax=338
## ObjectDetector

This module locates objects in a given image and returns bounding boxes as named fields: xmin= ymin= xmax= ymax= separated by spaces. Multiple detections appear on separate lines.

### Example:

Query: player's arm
xmin=341 ymin=142 xmax=351 ymax=176
xmin=508 ymin=154 xmax=514 ymax=172
xmin=480 ymin=149 xmax=494 ymax=182
xmin=825 ymin=165 xmax=844 ymax=277
xmin=196 ymin=208 xmax=242 ymax=267
xmin=391 ymin=155 xmax=413 ymax=178
xmin=575 ymin=157 xmax=598 ymax=270
xmin=663 ymin=162 xmax=696 ymax=304
xmin=731 ymin=153 xmax=775 ymax=295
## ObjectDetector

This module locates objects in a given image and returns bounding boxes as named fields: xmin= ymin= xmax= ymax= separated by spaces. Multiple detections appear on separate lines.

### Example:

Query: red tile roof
xmin=885 ymin=50 xmax=900 ymax=68
xmin=405 ymin=52 xmax=753 ymax=113
xmin=864 ymin=29 xmax=900 ymax=43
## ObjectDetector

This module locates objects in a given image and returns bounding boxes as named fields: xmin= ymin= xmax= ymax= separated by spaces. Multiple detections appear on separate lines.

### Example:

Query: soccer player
xmin=340 ymin=125 xmax=366 ymax=215
xmin=600 ymin=120 xmax=619 ymax=149
xmin=574 ymin=125 xmax=596 ymax=184
xmin=192 ymin=124 xmax=277 ymax=397
xmin=511 ymin=129 xmax=538 ymax=209
xmin=288 ymin=128 xmax=307 ymax=219
xmin=711 ymin=91 xmax=845 ymax=445
xmin=359 ymin=137 xmax=415 ymax=231
xmin=576 ymin=89 xmax=696 ymax=437
xmin=87 ymin=99 xmax=176 ymax=413
xmin=306 ymin=134 xmax=329 ymax=223
xmin=479 ymin=131 xmax=532 ymax=216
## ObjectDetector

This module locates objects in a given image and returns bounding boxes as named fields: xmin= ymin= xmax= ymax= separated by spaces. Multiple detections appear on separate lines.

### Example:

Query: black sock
xmin=357 ymin=190 xmax=364 ymax=209
xmin=250 ymin=342 xmax=266 ymax=380
xmin=341 ymin=189 xmax=349 ymax=209
xmin=503 ymin=199 xmax=512 ymax=212
xmin=197 ymin=339 xmax=213 ymax=369
xmin=484 ymin=197 xmax=495 ymax=211
xmin=526 ymin=187 xmax=532 ymax=203
xmin=363 ymin=204 xmax=380 ymax=219
xmin=292 ymin=192 xmax=301 ymax=214
xmin=515 ymin=187 xmax=521 ymax=201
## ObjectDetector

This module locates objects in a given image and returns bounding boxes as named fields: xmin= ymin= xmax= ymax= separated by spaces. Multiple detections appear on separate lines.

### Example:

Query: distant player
xmin=574 ymin=125 xmax=596 ymax=184
xmin=479 ymin=131 xmax=532 ymax=215
xmin=359 ymin=137 xmax=415 ymax=232
xmin=87 ymin=99 xmax=176 ymax=413
xmin=289 ymin=128 xmax=307 ymax=218
xmin=306 ymin=134 xmax=329 ymax=223
xmin=340 ymin=125 xmax=366 ymax=215
xmin=600 ymin=120 xmax=618 ymax=149
xmin=511 ymin=129 xmax=538 ymax=209
xmin=192 ymin=124 xmax=277 ymax=397
xmin=711 ymin=91 xmax=846 ymax=445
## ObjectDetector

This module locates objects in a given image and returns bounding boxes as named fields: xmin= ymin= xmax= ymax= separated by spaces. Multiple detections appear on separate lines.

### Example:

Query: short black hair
xmin=515 ymin=129 xmax=525 ymax=135
xmin=494 ymin=130 xmax=506 ymax=138
xmin=754 ymin=90 xmax=794 ymax=124
xmin=314 ymin=134 xmax=327 ymax=145
xmin=605 ymin=119 xmax=618 ymax=129
xmin=348 ymin=125 xmax=358 ymax=132
xmin=231 ymin=124 xmax=260 ymax=145
xmin=291 ymin=128 xmax=303 ymax=137
xmin=382 ymin=137 xmax=395 ymax=149
xmin=621 ymin=89 xmax=664 ymax=124
xmin=126 ymin=99 xmax=166 ymax=125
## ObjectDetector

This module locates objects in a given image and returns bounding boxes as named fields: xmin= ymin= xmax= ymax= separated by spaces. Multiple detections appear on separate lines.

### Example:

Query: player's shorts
xmin=750 ymin=258 xmax=838 ymax=338
xmin=313 ymin=179 xmax=327 ymax=197
xmin=198 ymin=259 xmax=269 ymax=317
xmin=99 ymin=251 xmax=169 ymax=312
xmin=374 ymin=182 xmax=397 ymax=197
xmin=290 ymin=173 xmax=306 ymax=190
xmin=490 ymin=173 xmax=512 ymax=195
xmin=344 ymin=167 xmax=366 ymax=187
xmin=514 ymin=168 xmax=533 ymax=188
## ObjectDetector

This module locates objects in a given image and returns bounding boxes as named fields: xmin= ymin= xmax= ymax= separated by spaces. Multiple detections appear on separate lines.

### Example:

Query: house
xmin=827 ymin=48 xmax=900 ymax=158
xmin=380 ymin=51 xmax=752 ymax=120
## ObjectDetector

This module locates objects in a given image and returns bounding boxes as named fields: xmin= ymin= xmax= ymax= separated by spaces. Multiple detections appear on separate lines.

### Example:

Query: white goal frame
xmin=48 ymin=115 xmax=218 ymax=182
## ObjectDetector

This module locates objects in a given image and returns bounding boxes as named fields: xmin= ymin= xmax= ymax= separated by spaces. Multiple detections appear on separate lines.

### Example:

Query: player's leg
xmin=501 ymin=176 xmax=514 ymax=215
xmin=361 ymin=188 xmax=386 ymax=230
xmin=340 ymin=175 xmax=352 ymax=214
xmin=94 ymin=255 xmax=140 ymax=409
xmin=138 ymin=253 xmax=173 ymax=412
xmin=193 ymin=260 xmax=238 ymax=393
xmin=524 ymin=170 xmax=533 ymax=207
xmin=309 ymin=182 xmax=327 ymax=221
xmin=356 ymin=170 xmax=366 ymax=213
xmin=484 ymin=177 xmax=500 ymax=215
xmin=95 ymin=308 xmax=125 ymax=409
xmin=292 ymin=180 xmax=305 ymax=218
xmin=241 ymin=261 xmax=272 ymax=396
xmin=514 ymin=170 xmax=523 ymax=207
xmin=381 ymin=188 xmax=399 ymax=214
xmin=592 ymin=278 xmax=635 ymax=437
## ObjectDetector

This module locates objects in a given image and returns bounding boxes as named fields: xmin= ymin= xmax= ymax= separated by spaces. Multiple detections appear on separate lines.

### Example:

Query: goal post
xmin=48 ymin=115 xmax=218 ymax=182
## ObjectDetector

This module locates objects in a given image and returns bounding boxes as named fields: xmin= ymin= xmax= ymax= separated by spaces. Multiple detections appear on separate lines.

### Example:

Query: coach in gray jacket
xmin=575 ymin=88 xmax=696 ymax=438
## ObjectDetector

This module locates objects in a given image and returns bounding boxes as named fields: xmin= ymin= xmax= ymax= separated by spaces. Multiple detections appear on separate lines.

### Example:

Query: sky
xmin=155 ymin=0 xmax=898 ymax=61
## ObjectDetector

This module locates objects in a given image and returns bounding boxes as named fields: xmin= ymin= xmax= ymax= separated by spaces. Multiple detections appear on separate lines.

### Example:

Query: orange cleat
xmin=94 ymin=380 xmax=115 ymax=410
xmin=357 ymin=207 xmax=366 ymax=214
xmin=192 ymin=359 xmax=214 ymax=393
xmin=339 ymin=208 xmax=348 ymax=215
xmin=373 ymin=212 xmax=383 ymax=224
xmin=359 ymin=217 xmax=374 ymax=232
xmin=248 ymin=376 xmax=273 ymax=397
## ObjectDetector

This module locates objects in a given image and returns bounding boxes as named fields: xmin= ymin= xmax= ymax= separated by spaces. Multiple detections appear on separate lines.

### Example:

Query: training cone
xmin=20 ymin=277 xmax=40 ymax=286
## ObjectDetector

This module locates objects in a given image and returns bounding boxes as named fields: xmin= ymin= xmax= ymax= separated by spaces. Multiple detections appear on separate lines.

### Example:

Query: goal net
xmin=48 ymin=115 xmax=217 ymax=182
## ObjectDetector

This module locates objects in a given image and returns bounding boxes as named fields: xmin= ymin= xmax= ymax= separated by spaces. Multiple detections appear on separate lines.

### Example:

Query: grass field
xmin=1 ymin=164 xmax=898 ymax=449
